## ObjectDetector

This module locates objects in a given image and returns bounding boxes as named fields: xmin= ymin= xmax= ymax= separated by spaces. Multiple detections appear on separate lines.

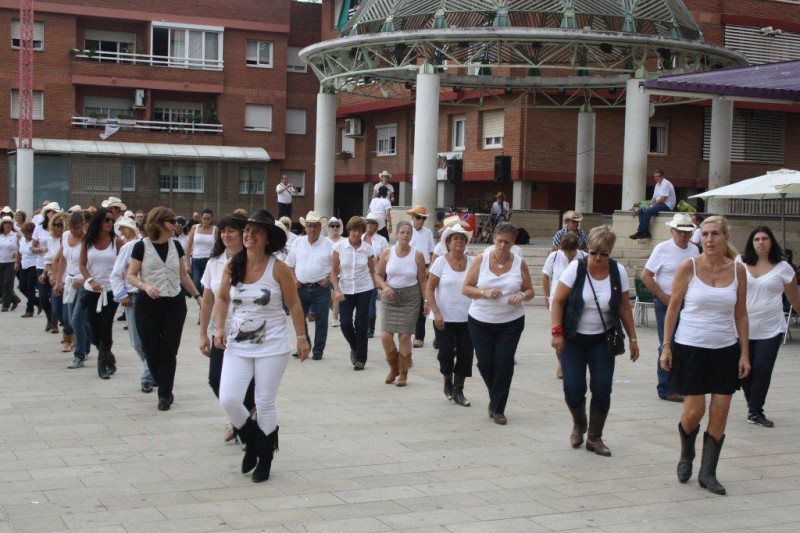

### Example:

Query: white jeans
xmin=219 ymin=352 xmax=289 ymax=434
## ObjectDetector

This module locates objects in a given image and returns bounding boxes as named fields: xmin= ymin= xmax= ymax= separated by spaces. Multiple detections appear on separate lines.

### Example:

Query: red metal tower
xmin=18 ymin=0 xmax=34 ymax=149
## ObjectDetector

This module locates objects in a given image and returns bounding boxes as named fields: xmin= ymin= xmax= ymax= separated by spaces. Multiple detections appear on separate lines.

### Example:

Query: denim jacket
xmin=563 ymin=257 xmax=625 ymax=340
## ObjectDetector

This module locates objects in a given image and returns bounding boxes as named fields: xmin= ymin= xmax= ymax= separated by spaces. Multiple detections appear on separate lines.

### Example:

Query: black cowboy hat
xmin=240 ymin=209 xmax=287 ymax=249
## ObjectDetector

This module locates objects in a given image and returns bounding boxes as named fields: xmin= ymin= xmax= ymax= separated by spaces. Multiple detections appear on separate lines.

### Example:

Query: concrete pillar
xmin=313 ymin=90 xmax=337 ymax=217
xmin=575 ymin=104 xmax=596 ymax=213
xmin=707 ymin=97 xmax=733 ymax=215
xmin=362 ymin=183 xmax=372 ymax=217
xmin=512 ymin=180 xmax=531 ymax=210
xmin=437 ymin=181 xmax=455 ymax=209
xmin=411 ymin=64 xmax=440 ymax=231
xmin=16 ymin=148 xmax=34 ymax=213
xmin=621 ymin=77 xmax=650 ymax=210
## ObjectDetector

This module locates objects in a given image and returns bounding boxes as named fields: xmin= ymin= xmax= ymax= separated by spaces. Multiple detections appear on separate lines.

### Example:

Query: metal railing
xmin=71 ymin=116 xmax=223 ymax=133
xmin=70 ymin=49 xmax=223 ymax=71
xmin=730 ymin=198 xmax=800 ymax=217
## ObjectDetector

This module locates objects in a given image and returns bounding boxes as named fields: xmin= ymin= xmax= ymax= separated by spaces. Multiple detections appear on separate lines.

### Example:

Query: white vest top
xmin=140 ymin=239 xmax=182 ymax=298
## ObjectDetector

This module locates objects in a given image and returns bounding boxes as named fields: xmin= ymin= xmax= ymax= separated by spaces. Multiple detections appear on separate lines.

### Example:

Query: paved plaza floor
xmin=2 ymin=304 xmax=800 ymax=532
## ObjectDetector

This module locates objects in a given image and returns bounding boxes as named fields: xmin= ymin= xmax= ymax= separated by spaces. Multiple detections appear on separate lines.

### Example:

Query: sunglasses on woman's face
xmin=328 ymin=224 xmax=340 ymax=228
xmin=588 ymin=250 xmax=610 ymax=257
xmin=412 ymin=215 xmax=425 ymax=221
xmin=54 ymin=223 xmax=64 ymax=228
xmin=164 ymin=218 xmax=177 ymax=225
xmin=103 ymin=218 xmax=115 ymax=223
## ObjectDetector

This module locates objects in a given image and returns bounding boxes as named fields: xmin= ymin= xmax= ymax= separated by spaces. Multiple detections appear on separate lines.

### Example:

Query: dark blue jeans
xmin=637 ymin=202 xmax=671 ymax=234
xmin=654 ymin=299 xmax=674 ymax=397
xmin=298 ymin=284 xmax=331 ymax=358
xmin=742 ymin=334 xmax=783 ymax=416
xmin=339 ymin=289 xmax=371 ymax=364
xmin=561 ymin=332 xmax=616 ymax=413
xmin=191 ymin=257 xmax=210 ymax=295
xmin=468 ymin=315 xmax=525 ymax=415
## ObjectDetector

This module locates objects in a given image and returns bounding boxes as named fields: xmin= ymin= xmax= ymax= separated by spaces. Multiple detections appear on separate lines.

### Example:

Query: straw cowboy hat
xmin=563 ymin=210 xmax=584 ymax=222
xmin=299 ymin=211 xmax=328 ymax=228
xmin=665 ymin=213 xmax=695 ymax=232
xmin=328 ymin=216 xmax=341 ymax=227
xmin=364 ymin=212 xmax=385 ymax=231
xmin=406 ymin=206 xmax=429 ymax=218
xmin=441 ymin=223 xmax=472 ymax=245
xmin=41 ymin=202 xmax=62 ymax=215
xmin=114 ymin=216 xmax=138 ymax=233
xmin=379 ymin=170 xmax=392 ymax=180
xmin=101 ymin=196 xmax=127 ymax=210
xmin=442 ymin=214 xmax=471 ymax=230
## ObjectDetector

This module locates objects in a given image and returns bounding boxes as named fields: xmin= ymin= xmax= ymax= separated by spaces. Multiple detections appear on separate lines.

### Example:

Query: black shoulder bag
xmin=585 ymin=272 xmax=625 ymax=357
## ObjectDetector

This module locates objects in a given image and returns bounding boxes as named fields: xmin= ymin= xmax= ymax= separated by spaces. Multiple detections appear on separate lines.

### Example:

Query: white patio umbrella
xmin=690 ymin=168 xmax=800 ymax=250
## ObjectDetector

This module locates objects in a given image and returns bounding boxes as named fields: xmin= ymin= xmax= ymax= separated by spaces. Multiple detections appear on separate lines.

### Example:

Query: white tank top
xmin=386 ymin=245 xmax=418 ymax=289
xmin=192 ymin=228 xmax=216 ymax=259
xmin=226 ymin=256 xmax=291 ymax=358
xmin=86 ymin=240 xmax=117 ymax=291
xmin=468 ymin=252 xmax=526 ymax=324
xmin=62 ymin=233 xmax=83 ymax=279
xmin=674 ymin=258 xmax=738 ymax=349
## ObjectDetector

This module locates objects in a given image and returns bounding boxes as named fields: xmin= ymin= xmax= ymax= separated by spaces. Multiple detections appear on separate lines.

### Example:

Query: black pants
xmin=209 ymin=338 xmax=255 ymax=412
xmin=339 ymin=289 xmax=371 ymax=364
xmin=469 ymin=315 xmax=525 ymax=415
xmin=0 ymin=262 xmax=19 ymax=308
xmin=378 ymin=226 xmax=390 ymax=241
xmin=136 ymin=293 xmax=187 ymax=399
xmin=415 ymin=296 xmax=426 ymax=341
xmin=36 ymin=269 xmax=51 ymax=319
xmin=435 ymin=321 xmax=474 ymax=377
xmin=742 ymin=334 xmax=783 ymax=416
xmin=278 ymin=202 xmax=292 ymax=219
xmin=18 ymin=266 xmax=38 ymax=313
xmin=83 ymin=291 xmax=119 ymax=348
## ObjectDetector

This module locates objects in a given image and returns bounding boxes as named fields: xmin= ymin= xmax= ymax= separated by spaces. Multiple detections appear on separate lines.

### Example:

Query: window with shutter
xmin=286 ymin=108 xmax=307 ymax=135
xmin=11 ymin=90 xmax=44 ymax=120
xmin=84 ymin=96 xmax=134 ymax=119
xmin=703 ymin=108 xmax=785 ymax=164
xmin=282 ymin=169 xmax=306 ymax=196
xmin=376 ymin=124 xmax=397 ymax=156
xmin=482 ymin=110 xmax=504 ymax=148
xmin=159 ymin=163 xmax=206 ymax=193
xmin=246 ymin=40 xmax=273 ymax=67
xmin=239 ymin=167 xmax=266 ymax=195
xmin=11 ymin=20 xmax=44 ymax=50
xmin=452 ymin=116 xmax=466 ymax=151
xmin=724 ymin=25 xmax=800 ymax=65
xmin=245 ymin=104 xmax=272 ymax=131
xmin=122 ymin=161 xmax=136 ymax=191
xmin=287 ymin=47 xmax=307 ymax=73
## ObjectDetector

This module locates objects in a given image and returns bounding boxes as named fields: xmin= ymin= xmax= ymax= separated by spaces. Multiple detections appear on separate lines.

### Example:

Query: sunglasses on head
xmin=589 ymin=250 xmax=610 ymax=257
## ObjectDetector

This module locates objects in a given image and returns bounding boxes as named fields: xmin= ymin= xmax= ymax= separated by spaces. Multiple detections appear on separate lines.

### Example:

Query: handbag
xmin=585 ymin=272 xmax=625 ymax=357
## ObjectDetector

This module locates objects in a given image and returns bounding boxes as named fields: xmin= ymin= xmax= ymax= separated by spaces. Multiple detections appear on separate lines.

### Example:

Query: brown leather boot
xmin=384 ymin=350 xmax=399 ymax=384
xmin=568 ymin=402 xmax=588 ymax=448
xmin=396 ymin=352 xmax=412 ymax=387
xmin=62 ymin=332 xmax=74 ymax=352
xmin=586 ymin=407 xmax=611 ymax=456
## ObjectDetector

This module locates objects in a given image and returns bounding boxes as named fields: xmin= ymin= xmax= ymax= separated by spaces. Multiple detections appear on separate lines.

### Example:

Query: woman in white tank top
xmin=375 ymin=221 xmax=426 ymax=386
xmin=80 ymin=208 xmax=125 ymax=380
xmin=661 ymin=216 xmax=749 ymax=496
xmin=214 ymin=209 xmax=308 ymax=483
xmin=186 ymin=208 xmax=217 ymax=293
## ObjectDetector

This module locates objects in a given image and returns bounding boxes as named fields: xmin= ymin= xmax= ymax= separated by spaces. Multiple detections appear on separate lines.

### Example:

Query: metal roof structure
xmin=302 ymin=0 xmax=747 ymax=108
xmin=642 ymin=60 xmax=800 ymax=103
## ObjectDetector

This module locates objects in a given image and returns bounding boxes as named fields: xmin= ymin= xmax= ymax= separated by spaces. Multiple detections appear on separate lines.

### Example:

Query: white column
xmin=313 ymin=90 xmax=337 ymax=217
xmin=621 ymin=78 xmax=650 ymax=210
xmin=512 ymin=180 xmax=531 ymax=210
xmin=16 ymin=148 xmax=34 ymax=214
xmin=362 ymin=183 xmax=372 ymax=216
xmin=575 ymin=104 xmax=596 ymax=213
xmin=411 ymin=64 xmax=440 ymax=231
xmin=437 ymin=181 xmax=455 ymax=208
xmin=708 ymin=97 xmax=733 ymax=215
xmin=397 ymin=182 xmax=412 ymax=206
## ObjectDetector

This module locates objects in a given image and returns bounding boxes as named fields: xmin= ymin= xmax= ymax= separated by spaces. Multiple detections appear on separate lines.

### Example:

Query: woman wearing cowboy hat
xmin=214 ymin=209 xmax=309 ymax=482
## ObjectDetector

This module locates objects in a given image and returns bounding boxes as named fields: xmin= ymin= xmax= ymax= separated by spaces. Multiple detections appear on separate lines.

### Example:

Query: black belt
xmin=301 ymin=281 xmax=326 ymax=288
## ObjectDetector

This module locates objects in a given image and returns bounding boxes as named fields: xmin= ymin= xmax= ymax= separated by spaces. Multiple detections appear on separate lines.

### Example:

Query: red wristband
xmin=551 ymin=325 xmax=563 ymax=337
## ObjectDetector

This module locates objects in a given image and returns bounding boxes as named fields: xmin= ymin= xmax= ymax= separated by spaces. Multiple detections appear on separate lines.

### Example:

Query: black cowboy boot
xmin=252 ymin=426 xmax=279 ymax=483
xmin=677 ymin=423 xmax=699 ymax=483
xmin=452 ymin=374 xmax=470 ymax=406
xmin=698 ymin=432 xmax=726 ymax=495
xmin=443 ymin=373 xmax=454 ymax=400
xmin=236 ymin=418 xmax=261 ymax=475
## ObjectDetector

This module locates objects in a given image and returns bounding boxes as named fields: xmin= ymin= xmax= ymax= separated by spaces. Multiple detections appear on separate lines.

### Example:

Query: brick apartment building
xmin=319 ymin=0 xmax=800 ymax=219
xmin=1 ymin=0 xmax=321 ymax=217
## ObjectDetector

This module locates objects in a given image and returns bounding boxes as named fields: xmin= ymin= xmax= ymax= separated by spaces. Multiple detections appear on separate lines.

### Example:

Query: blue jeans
xmin=637 ymin=202 xmax=671 ymax=234
xmin=298 ymin=284 xmax=331 ymax=358
xmin=654 ymin=299 xmax=674 ymax=397
xmin=66 ymin=289 xmax=92 ymax=359
xmin=51 ymin=291 xmax=69 ymax=333
xmin=468 ymin=315 xmax=525 ymax=415
xmin=191 ymin=257 xmax=210 ymax=295
xmin=561 ymin=333 xmax=616 ymax=413
xmin=124 ymin=294 xmax=153 ymax=386
xmin=741 ymin=334 xmax=783 ymax=416
xmin=339 ymin=290 xmax=371 ymax=364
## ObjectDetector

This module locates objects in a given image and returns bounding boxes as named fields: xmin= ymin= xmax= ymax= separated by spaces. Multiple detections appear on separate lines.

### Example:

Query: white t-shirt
xmin=32 ymin=224 xmax=49 ymax=269
xmin=365 ymin=233 xmax=389 ymax=259
xmin=276 ymin=183 xmax=294 ymax=204
xmin=286 ymin=236 xmax=333 ymax=284
xmin=743 ymin=261 xmax=796 ymax=340
xmin=690 ymin=227 xmax=701 ymax=247
xmin=644 ymin=239 xmax=699 ymax=295
xmin=0 ymin=232 xmax=18 ymax=263
xmin=559 ymin=261 xmax=629 ymax=335
xmin=201 ymin=253 xmax=233 ymax=338
xmin=653 ymin=178 xmax=676 ymax=210
xmin=410 ymin=226 xmax=435 ymax=265
xmin=542 ymin=250 xmax=587 ymax=301
xmin=368 ymin=197 xmax=392 ymax=221
xmin=428 ymin=255 xmax=474 ymax=323
xmin=19 ymin=237 xmax=37 ymax=269
xmin=373 ymin=182 xmax=395 ymax=199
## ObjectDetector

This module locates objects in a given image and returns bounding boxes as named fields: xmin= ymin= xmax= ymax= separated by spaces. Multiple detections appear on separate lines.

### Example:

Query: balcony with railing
xmin=71 ymin=116 xmax=223 ymax=134
xmin=69 ymin=49 xmax=224 ymax=71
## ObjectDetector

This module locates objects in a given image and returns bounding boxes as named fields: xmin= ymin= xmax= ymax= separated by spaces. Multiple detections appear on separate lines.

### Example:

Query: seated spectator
xmin=552 ymin=210 xmax=588 ymax=251
xmin=630 ymin=170 xmax=676 ymax=240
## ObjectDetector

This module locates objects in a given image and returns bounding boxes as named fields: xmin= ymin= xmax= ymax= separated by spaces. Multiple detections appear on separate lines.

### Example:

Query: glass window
xmin=482 ymin=110 xmax=504 ymax=149
xmin=286 ymin=108 xmax=307 ymax=135
xmin=245 ymin=104 xmax=272 ymax=131
xmin=281 ymin=169 xmax=306 ymax=196
xmin=452 ymin=115 xmax=466 ymax=151
xmin=151 ymin=24 xmax=222 ymax=70
xmin=238 ymin=167 xmax=266 ymax=194
xmin=11 ymin=20 xmax=44 ymax=50
xmin=83 ymin=96 xmax=134 ymax=120
xmin=287 ymin=46 xmax=307 ymax=73
xmin=159 ymin=162 xmax=205 ymax=192
xmin=153 ymin=100 xmax=202 ymax=123
xmin=376 ymin=124 xmax=397 ymax=156
xmin=649 ymin=119 xmax=668 ymax=154
xmin=122 ymin=161 xmax=135 ymax=191
xmin=246 ymin=40 xmax=273 ymax=67
xmin=10 ymin=90 xmax=44 ymax=120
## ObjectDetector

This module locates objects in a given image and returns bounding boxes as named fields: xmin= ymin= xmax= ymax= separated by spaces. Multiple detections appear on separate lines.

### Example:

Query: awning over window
xmin=12 ymin=138 xmax=270 ymax=161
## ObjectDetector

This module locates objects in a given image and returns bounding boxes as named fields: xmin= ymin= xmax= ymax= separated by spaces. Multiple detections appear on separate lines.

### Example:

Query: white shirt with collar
xmin=333 ymin=239 xmax=374 ymax=294
xmin=286 ymin=235 xmax=333 ymax=284
xmin=276 ymin=183 xmax=294 ymax=204
xmin=410 ymin=225 xmax=435 ymax=265
xmin=653 ymin=178 xmax=676 ymax=210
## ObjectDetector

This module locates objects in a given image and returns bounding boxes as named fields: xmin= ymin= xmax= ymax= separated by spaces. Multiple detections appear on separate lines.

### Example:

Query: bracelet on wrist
xmin=630 ymin=338 xmax=638 ymax=342
xmin=297 ymin=335 xmax=308 ymax=341
xmin=551 ymin=324 xmax=564 ymax=337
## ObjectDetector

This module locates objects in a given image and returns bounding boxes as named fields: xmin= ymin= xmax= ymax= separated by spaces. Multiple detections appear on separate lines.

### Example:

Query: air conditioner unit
xmin=133 ymin=89 xmax=146 ymax=108
xmin=344 ymin=118 xmax=362 ymax=136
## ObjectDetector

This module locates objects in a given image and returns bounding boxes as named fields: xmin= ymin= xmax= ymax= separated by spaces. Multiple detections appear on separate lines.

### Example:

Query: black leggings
xmin=83 ymin=291 xmax=119 ymax=348
xmin=209 ymin=338 xmax=255 ymax=412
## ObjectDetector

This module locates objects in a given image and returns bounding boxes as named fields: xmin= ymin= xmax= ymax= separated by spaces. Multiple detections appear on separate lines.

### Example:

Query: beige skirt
xmin=380 ymin=284 xmax=421 ymax=334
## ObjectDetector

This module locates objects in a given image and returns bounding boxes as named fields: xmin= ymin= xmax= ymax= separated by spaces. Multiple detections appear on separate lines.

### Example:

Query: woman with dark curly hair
xmin=738 ymin=225 xmax=800 ymax=428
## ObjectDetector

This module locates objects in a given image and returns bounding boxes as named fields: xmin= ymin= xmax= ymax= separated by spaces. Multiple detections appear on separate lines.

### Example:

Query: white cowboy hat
xmin=364 ymin=212 xmax=385 ymax=231
xmin=101 ymin=196 xmax=127 ymax=210
xmin=114 ymin=216 xmax=138 ymax=233
xmin=328 ymin=216 xmax=341 ymax=226
xmin=563 ymin=210 xmax=583 ymax=222
xmin=0 ymin=206 xmax=13 ymax=214
xmin=0 ymin=215 xmax=14 ymax=225
xmin=41 ymin=202 xmax=62 ymax=215
xmin=665 ymin=213 xmax=695 ymax=232
xmin=124 ymin=210 xmax=134 ymax=218
xmin=379 ymin=170 xmax=392 ymax=179
xmin=441 ymin=223 xmax=472 ymax=248
xmin=299 ymin=211 xmax=328 ymax=228
xmin=68 ymin=205 xmax=83 ymax=213
xmin=442 ymin=214 xmax=471 ymax=230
